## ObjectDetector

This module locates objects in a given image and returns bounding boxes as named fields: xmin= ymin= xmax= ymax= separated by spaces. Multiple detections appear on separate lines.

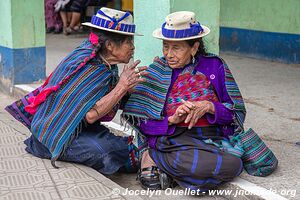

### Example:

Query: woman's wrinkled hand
xmin=118 ymin=60 xmax=148 ymax=91
xmin=168 ymin=113 xmax=187 ymax=125
xmin=168 ymin=100 xmax=194 ymax=124
xmin=184 ymin=100 xmax=214 ymax=129
xmin=176 ymin=100 xmax=196 ymax=116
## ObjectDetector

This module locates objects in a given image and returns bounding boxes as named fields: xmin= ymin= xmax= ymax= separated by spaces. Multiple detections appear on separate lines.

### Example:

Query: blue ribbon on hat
xmin=90 ymin=10 xmax=135 ymax=33
xmin=162 ymin=22 xmax=203 ymax=38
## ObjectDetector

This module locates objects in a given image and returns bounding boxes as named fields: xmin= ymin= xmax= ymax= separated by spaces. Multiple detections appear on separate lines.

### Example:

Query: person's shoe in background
xmin=63 ymin=27 xmax=70 ymax=35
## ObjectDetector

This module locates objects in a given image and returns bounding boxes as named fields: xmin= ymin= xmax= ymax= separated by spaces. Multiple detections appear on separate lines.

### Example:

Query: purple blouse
xmin=139 ymin=56 xmax=235 ymax=148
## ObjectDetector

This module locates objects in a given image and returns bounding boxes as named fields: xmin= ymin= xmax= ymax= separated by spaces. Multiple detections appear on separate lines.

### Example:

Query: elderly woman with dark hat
xmin=19 ymin=7 xmax=147 ymax=174
xmin=122 ymin=11 xmax=246 ymax=190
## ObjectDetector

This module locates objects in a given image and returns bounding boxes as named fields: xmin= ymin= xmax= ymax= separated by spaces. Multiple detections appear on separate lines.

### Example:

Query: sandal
xmin=73 ymin=25 xmax=84 ymax=33
xmin=63 ymin=27 xmax=69 ymax=35
xmin=137 ymin=166 xmax=173 ymax=190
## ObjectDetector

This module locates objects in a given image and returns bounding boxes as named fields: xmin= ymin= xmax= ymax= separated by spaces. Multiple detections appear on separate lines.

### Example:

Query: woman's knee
xmin=218 ymin=154 xmax=243 ymax=181
xmin=24 ymin=135 xmax=52 ymax=159
xmin=62 ymin=132 xmax=130 ymax=168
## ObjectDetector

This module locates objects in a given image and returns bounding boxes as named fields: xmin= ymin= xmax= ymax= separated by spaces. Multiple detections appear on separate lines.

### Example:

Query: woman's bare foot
xmin=141 ymin=150 xmax=156 ymax=171
xmin=138 ymin=149 xmax=173 ymax=190
xmin=138 ymin=150 xmax=161 ymax=190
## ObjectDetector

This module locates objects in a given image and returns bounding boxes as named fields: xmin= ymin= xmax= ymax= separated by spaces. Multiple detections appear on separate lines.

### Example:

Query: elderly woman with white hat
xmin=20 ymin=7 xmax=147 ymax=173
xmin=122 ymin=11 xmax=246 ymax=190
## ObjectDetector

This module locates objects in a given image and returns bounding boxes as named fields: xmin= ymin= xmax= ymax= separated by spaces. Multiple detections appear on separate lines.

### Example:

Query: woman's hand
xmin=168 ymin=113 xmax=187 ymax=125
xmin=86 ymin=60 xmax=148 ymax=124
xmin=168 ymin=101 xmax=195 ymax=124
xmin=117 ymin=60 xmax=148 ymax=92
xmin=184 ymin=100 xmax=215 ymax=129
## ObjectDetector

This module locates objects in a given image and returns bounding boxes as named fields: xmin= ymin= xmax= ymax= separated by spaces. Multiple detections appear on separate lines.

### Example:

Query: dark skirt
xmin=24 ymin=123 xmax=138 ymax=174
xmin=149 ymin=126 xmax=243 ymax=191
xmin=62 ymin=0 xmax=90 ymax=13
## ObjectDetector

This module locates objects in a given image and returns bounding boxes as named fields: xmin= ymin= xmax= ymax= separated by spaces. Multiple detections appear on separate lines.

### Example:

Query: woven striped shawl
xmin=213 ymin=54 xmax=246 ymax=131
xmin=122 ymin=54 xmax=246 ymax=134
xmin=31 ymin=39 xmax=118 ymax=166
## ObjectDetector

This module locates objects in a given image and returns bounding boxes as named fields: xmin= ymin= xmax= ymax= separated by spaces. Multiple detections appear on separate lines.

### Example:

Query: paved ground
xmin=0 ymin=33 xmax=299 ymax=200
xmin=0 ymin=95 xmax=144 ymax=200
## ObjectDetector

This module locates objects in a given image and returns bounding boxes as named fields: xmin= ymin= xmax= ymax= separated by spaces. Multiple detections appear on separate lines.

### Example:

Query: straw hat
xmin=153 ymin=11 xmax=210 ymax=41
xmin=82 ymin=7 xmax=142 ymax=36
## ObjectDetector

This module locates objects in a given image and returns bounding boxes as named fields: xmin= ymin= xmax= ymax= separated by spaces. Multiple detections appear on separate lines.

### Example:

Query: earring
xmin=192 ymin=55 xmax=195 ymax=64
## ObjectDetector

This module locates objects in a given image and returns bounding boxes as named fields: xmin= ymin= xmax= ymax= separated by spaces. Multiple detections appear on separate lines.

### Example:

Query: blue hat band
xmin=161 ymin=22 xmax=203 ymax=38
xmin=90 ymin=15 xmax=135 ymax=33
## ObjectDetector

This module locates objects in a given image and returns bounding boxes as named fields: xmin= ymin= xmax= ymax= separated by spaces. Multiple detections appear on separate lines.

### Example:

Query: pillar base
xmin=0 ymin=45 xmax=46 ymax=85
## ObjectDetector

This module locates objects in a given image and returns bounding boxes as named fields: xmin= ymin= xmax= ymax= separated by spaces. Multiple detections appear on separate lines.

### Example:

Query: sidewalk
xmin=0 ymin=94 xmax=144 ymax=200
xmin=0 ymin=34 xmax=299 ymax=200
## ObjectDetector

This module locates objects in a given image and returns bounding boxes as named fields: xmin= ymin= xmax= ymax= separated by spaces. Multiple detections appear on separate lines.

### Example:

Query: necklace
xmin=99 ymin=54 xmax=111 ymax=69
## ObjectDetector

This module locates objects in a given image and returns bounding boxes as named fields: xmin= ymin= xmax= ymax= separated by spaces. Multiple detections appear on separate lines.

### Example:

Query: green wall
xmin=0 ymin=1 xmax=13 ymax=48
xmin=0 ymin=0 xmax=45 ymax=49
xmin=134 ymin=0 xmax=220 ymax=66
xmin=134 ymin=0 xmax=171 ymax=66
xmin=220 ymin=0 xmax=300 ymax=34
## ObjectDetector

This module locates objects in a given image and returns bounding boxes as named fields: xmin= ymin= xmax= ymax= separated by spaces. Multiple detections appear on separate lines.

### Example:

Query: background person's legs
xmin=68 ymin=12 xmax=82 ymax=32
xmin=66 ymin=0 xmax=89 ymax=34
xmin=67 ymin=11 xmax=72 ymax=25
xmin=60 ymin=11 xmax=69 ymax=34
xmin=59 ymin=0 xmax=72 ymax=35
